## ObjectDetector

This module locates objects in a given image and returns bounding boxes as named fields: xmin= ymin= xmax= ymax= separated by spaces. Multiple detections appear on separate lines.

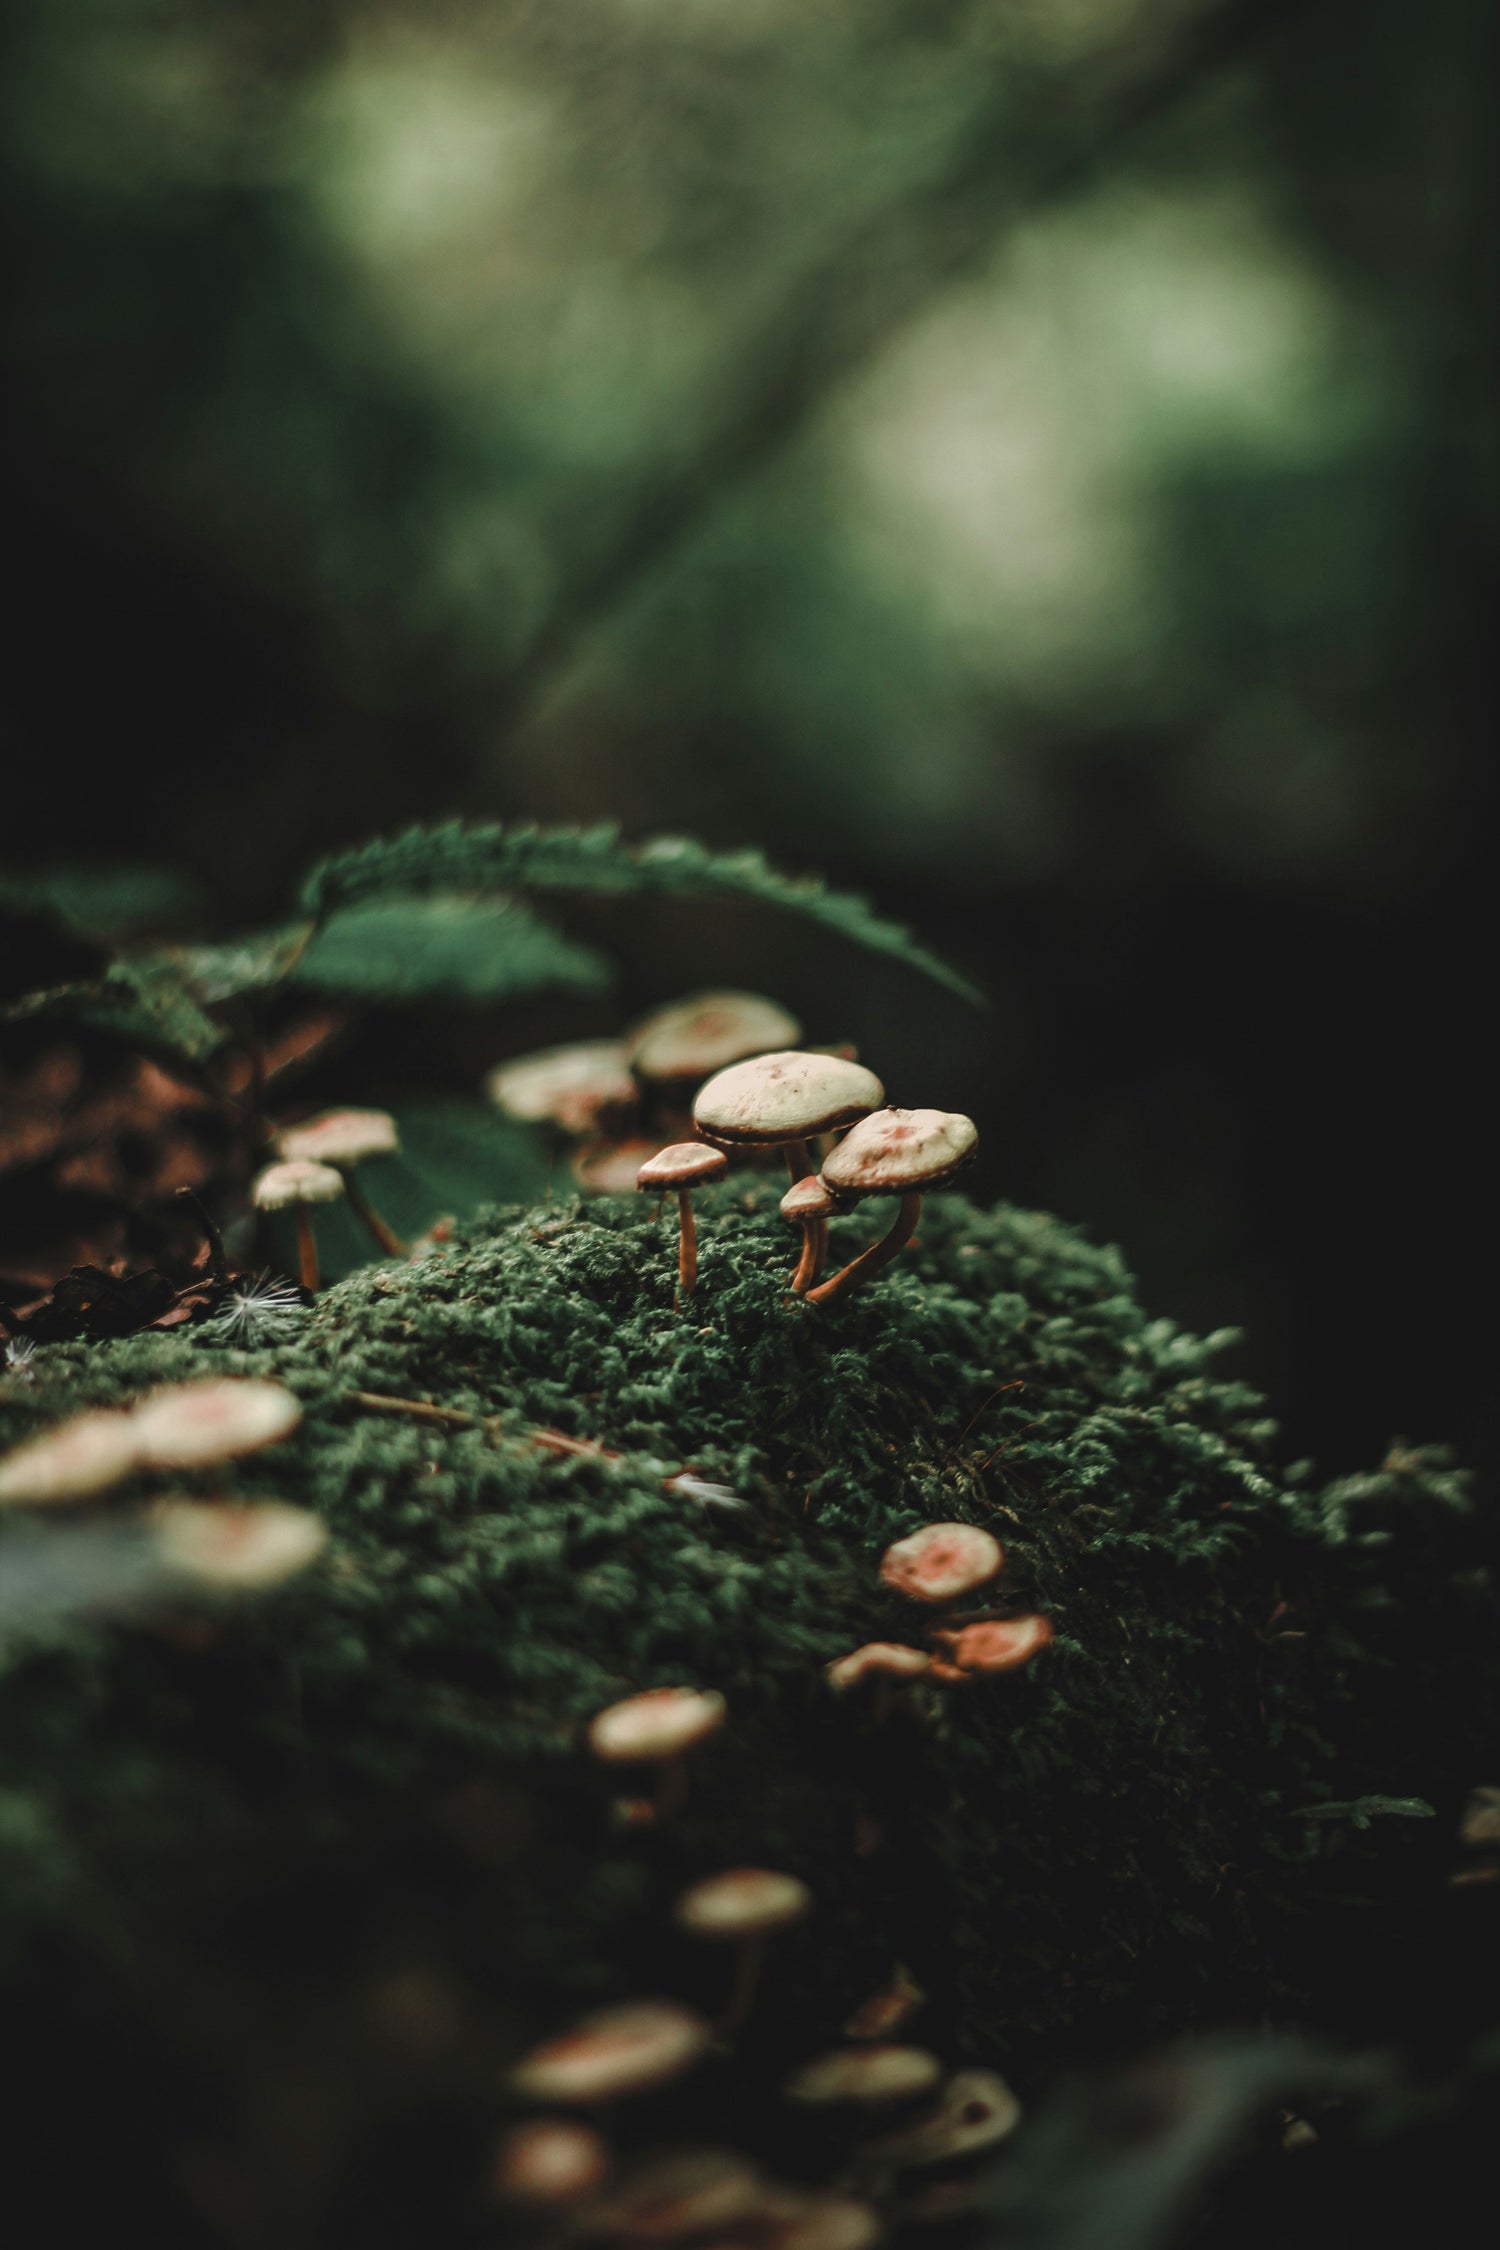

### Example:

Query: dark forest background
xmin=2 ymin=0 xmax=1494 ymax=1497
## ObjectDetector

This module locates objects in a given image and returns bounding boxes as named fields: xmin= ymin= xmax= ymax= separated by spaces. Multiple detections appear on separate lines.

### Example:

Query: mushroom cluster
xmin=827 ymin=1522 xmax=1053 ymax=1702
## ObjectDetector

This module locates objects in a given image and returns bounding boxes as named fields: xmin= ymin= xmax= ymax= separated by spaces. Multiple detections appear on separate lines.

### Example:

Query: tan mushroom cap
xmin=627 ymin=992 xmax=801 ymax=1083
xmin=131 ymin=1378 xmax=303 ymax=1468
xmin=825 ymin=1643 xmax=933 ymax=1692
xmin=637 ymin=1143 xmax=729 ymax=1192
xmin=486 ymin=1041 xmax=637 ymax=1134
xmin=591 ymin=2150 xmax=762 ymax=2240
xmin=780 ymin=1176 xmax=841 ymax=1223
xmin=693 ymin=1053 xmax=885 ymax=1149
xmin=575 ymin=1137 xmax=672 ymax=1196
xmin=588 ymin=1686 xmax=727 ymax=1764
xmin=821 ymin=1108 xmax=977 ymax=1197
xmin=674 ymin=1867 xmax=812 ymax=1939
xmin=155 ymin=1499 xmax=328 ymax=1589
xmin=770 ymin=2197 xmax=882 ymax=2250
xmin=1459 ymin=1786 xmax=1500 ymax=1851
xmin=510 ymin=2000 xmax=713 ymax=2103
xmin=0 ymin=1409 xmax=141 ymax=1507
xmin=784 ymin=2045 xmax=943 ymax=2106
xmin=867 ymin=2069 xmax=1021 ymax=2165
xmin=879 ymin=1522 xmax=1003 ymax=1605
xmin=252 ymin=1158 xmax=346 ymax=1211
xmin=490 ymin=2118 xmax=611 ymax=2205
xmin=277 ymin=1108 xmax=398 ymax=1166
xmin=929 ymin=1614 xmax=1054 ymax=1676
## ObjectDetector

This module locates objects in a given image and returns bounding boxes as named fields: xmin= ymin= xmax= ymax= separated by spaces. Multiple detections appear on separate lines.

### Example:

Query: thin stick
xmin=343 ymin=1174 xmax=407 ymax=1257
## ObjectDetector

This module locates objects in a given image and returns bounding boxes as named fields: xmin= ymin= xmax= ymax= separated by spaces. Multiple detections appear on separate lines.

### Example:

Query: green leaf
xmin=298 ymin=822 xmax=982 ymax=1004
xmin=1291 ymin=1795 xmax=1435 ymax=1830
xmin=289 ymin=892 xmax=611 ymax=1002
xmin=0 ymin=865 xmax=204 ymax=939
xmin=2 ymin=956 xmax=226 ymax=1065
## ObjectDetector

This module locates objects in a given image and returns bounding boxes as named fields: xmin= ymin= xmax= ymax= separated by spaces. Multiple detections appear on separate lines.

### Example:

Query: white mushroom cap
xmin=780 ymin=1177 xmax=841 ymax=1223
xmin=510 ymin=2000 xmax=712 ymax=2103
xmin=693 ymin=1053 xmax=884 ymax=1149
xmin=879 ymin=1522 xmax=1003 ymax=1605
xmin=575 ymin=1138 xmax=673 ymax=1196
xmin=130 ymin=1379 xmax=303 ymax=1468
xmin=784 ymin=2046 xmax=943 ymax=2106
xmin=155 ymin=1500 xmax=328 ymax=1589
xmin=627 ymin=992 xmax=801 ymax=1083
xmin=0 ymin=1409 xmax=142 ymax=1507
xmin=769 ymin=2197 xmax=882 ymax=2250
xmin=825 ymin=1643 xmax=933 ymax=1692
xmin=276 ymin=1108 xmax=399 ymax=1166
xmin=588 ymin=1687 xmax=727 ymax=1764
xmin=866 ymin=2069 xmax=1021 ymax=2164
xmin=252 ymin=1159 xmax=346 ymax=1211
xmin=490 ymin=2119 xmax=611 ymax=2205
xmin=636 ymin=1143 xmax=730 ymax=1192
xmin=590 ymin=2149 xmax=762 ymax=2240
xmin=485 ymin=1042 xmax=638 ymax=1134
xmin=674 ymin=1867 xmax=812 ymax=1939
xmin=821 ymin=1109 xmax=977 ymax=1197
xmin=929 ymin=1615 xmax=1053 ymax=1677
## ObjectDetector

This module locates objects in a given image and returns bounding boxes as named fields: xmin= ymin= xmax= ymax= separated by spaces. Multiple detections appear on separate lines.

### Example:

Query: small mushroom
xmin=878 ymin=1522 xmax=1003 ymax=1606
xmin=251 ymin=1159 xmax=345 ymax=1291
xmin=864 ymin=2068 xmax=1021 ymax=2165
xmin=486 ymin=1041 xmax=638 ymax=1138
xmin=589 ymin=2149 xmax=763 ymax=2240
xmin=807 ymin=1109 xmax=976 ymax=1306
xmin=674 ymin=1867 xmax=812 ymax=2031
xmin=769 ymin=2197 xmax=882 ymax=2250
xmin=780 ymin=1175 xmax=843 ymax=1296
xmin=130 ymin=1378 xmax=303 ymax=1468
xmin=637 ymin=1142 xmax=729 ymax=1298
xmin=784 ymin=2046 xmax=943 ymax=2107
xmin=588 ymin=1686 xmax=726 ymax=1818
xmin=575 ymin=1136 xmax=674 ymax=1196
xmin=0 ymin=1409 xmax=142 ymax=1508
xmin=928 ymin=1615 xmax=1053 ymax=1681
xmin=843 ymin=1967 xmax=925 ymax=2042
xmin=510 ymin=2000 xmax=712 ymax=2103
xmin=627 ymin=992 xmax=801 ymax=1087
xmin=489 ymin=2119 xmax=611 ymax=2206
xmin=825 ymin=1643 xmax=933 ymax=1693
xmin=154 ymin=1500 xmax=328 ymax=1590
xmin=1459 ymin=1785 xmax=1500 ymax=1851
xmin=277 ymin=1108 xmax=405 ymax=1256
xmin=693 ymin=1052 xmax=884 ymax=1183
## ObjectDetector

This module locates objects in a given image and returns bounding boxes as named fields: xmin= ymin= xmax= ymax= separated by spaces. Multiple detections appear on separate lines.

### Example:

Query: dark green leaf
xmin=2 ymin=957 xmax=225 ymax=1064
xmin=289 ymin=892 xmax=611 ymax=1002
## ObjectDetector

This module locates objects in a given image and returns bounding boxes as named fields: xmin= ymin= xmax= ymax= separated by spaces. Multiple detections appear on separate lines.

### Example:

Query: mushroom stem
xmin=783 ymin=1141 xmax=813 ymax=1183
xmin=294 ymin=1208 xmax=320 ymax=1293
xmin=805 ymin=1194 xmax=922 ymax=1308
xmin=677 ymin=1190 xmax=699 ymax=1298
xmin=789 ymin=1216 xmax=829 ymax=1296
xmin=719 ymin=1936 xmax=766 ymax=2038
xmin=342 ymin=1174 xmax=407 ymax=1258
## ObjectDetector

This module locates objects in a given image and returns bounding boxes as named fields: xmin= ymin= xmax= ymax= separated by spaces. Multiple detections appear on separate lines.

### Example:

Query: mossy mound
xmin=0 ymin=1184 xmax=1490 ymax=2243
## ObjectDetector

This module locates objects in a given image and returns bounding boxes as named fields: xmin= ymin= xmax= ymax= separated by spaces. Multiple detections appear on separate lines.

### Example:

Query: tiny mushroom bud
xmin=826 ymin=1643 xmax=933 ymax=1692
xmin=486 ymin=1041 xmax=638 ymax=1138
xmin=637 ymin=1142 xmax=729 ymax=1299
xmin=276 ymin=1109 xmax=404 ymax=1256
xmin=627 ymin=992 xmax=801 ymax=1086
xmin=251 ymin=1158 xmax=345 ymax=1291
xmin=694 ymin=1052 xmax=884 ymax=1183
xmin=865 ymin=2069 xmax=1021 ymax=2165
xmin=0 ymin=1409 xmax=142 ymax=1508
xmin=674 ymin=1867 xmax=813 ymax=2033
xmin=928 ymin=1615 xmax=1054 ymax=1681
xmin=130 ymin=1379 xmax=303 ymax=1469
xmin=590 ymin=2150 xmax=763 ymax=2241
xmin=490 ymin=2119 xmax=611 ymax=2206
xmin=879 ymin=1522 xmax=1003 ymax=1606
xmin=807 ymin=1108 xmax=977 ymax=1307
xmin=588 ymin=1686 xmax=726 ymax=1819
xmin=154 ymin=1500 xmax=328 ymax=1590
xmin=784 ymin=2046 xmax=943 ymax=2107
xmin=510 ymin=2000 xmax=713 ymax=2104
xmin=780 ymin=1174 xmax=842 ymax=1296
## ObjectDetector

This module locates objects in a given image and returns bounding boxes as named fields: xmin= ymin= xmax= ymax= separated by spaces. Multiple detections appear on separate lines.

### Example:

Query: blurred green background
xmin=2 ymin=0 xmax=1494 ymax=1488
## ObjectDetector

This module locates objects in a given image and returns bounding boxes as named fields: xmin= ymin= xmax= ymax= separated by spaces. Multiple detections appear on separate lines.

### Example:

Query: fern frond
xmin=290 ymin=893 xmax=611 ymax=1002
xmin=2 ymin=958 xmax=226 ymax=1064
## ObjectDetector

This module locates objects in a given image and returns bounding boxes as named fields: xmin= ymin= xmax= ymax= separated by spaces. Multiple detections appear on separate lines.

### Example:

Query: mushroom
xmin=693 ymin=1052 xmax=884 ymax=1184
xmin=843 ymin=1967 xmax=925 ymax=2042
xmin=0 ymin=1409 xmax=142 ymax=1507
xmin=1459 ymin=1786 xmax=1500 ymax=1851
xmin=251 ymin=1159 xmax=345 ymax=1291
xmin=575 ymin=1136 xmax=674 ymax=1196
xmin=780 ymin=1175 xmax=843 ymax=1296
xmin=130 ymin=1378 xmax=303 ymax=1468
xmin=489 ymin=2119 xmax=611 ymax=2206
xmin=878 ymin=1523 xmax=1003 ymax=1606
xmin=674 ymin=1867 xmax=812 ymax=2031
xmin=589 ymin=2149 xmax=763 ymax=2240
xmin=927 ymin=1615 xmax=1053 ymax=1681
xmin=154 ymin=1500 xmax=328 ymax=1590
xmin=277 ymin=1108 xmax=405 ymax=1257
xmin=637 ymin=1142 xmax=729 ymax=1298
xmin=806 ymin=1109 xmax=976 ymax=1306
xmin=509 ymin=2000 xmax=712 ymax=2103
xmin=627 ymin=992 xmax=801 ymax=1088
xmin=863 ymin=2068 xmax=1021 ymax=2165
xmin=825 ymin=1643 xmax=933 ymax=1693
xmin=486 ymin=1041 xmax=638 ymax=1139
xmin=769 ymin=2197 xmax=882 ymax=2250
xmin=588 ymin=1686 xmax=726 ymax=1818
xmin=784 ymin=2046 xmax=943 ymax=2107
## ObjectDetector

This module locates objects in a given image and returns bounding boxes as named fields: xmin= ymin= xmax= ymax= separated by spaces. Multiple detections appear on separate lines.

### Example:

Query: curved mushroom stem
xmin=719 ymin=1936 xmax=767 ymax=2038
xmin=789 ymin=1216 xmax=829 ymax=1296
xmin=343 ymin=1173 xmax=407 ymax=1258
xmin=677 ymin=1190 xmax=699 ymax=1298
xmin=783 ymin=1141 xmax=813 ymax=1183
xmin=804 ymin=1193 xmax=922 ymax=1308
xmin=294 ymin=1208 xmax=321 ymax=1293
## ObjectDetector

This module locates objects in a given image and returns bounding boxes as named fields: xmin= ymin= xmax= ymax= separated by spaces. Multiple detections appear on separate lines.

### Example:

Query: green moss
xmin=0 ymin=1184 xmax=1490 ymax=2238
